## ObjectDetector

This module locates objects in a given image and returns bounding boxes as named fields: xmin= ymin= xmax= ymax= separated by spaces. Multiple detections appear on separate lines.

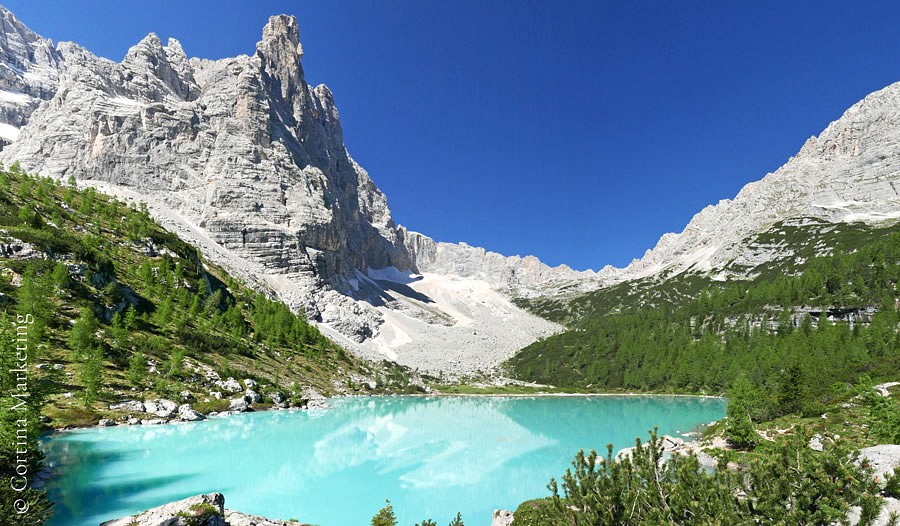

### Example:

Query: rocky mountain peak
xmin=121 ymin=32 xmax=197 ymax=101
xmin=257 ymin=14 xmax=307 ymax=115
xmin=0 ymin=8 xmax=596 ymax=374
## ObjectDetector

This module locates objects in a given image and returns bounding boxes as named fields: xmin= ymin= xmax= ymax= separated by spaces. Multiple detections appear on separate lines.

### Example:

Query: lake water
xmin=41 ymin=395 xmax=725 ymax=526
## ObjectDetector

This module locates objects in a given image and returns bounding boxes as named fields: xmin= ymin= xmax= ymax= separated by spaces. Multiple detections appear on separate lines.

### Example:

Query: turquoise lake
xmin=41 ymin=395 xmax=725 ymax=526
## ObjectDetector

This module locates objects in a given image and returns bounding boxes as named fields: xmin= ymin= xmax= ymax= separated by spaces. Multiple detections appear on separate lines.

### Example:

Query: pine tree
xmin=68 ymin=308 xmax=99 ymax=358
xmin=371 ymin=500 xmax=397 ymax=526
xmin=124 ymin=305 xmax=138 ymax=331
xmin=126 ymin=352 xmax=147 ymax=387
xmin=166 ymin=348 xmax=185 ymax=378
xmin=80 ymin=347 xmax=104 ymax=404
xmin=778 ymin=357 xmax=806 ymax=415
xmin=726 ymin=373 xmax=758 ymax=449
xmin=50 ymin=261 xmax=70 ymax=291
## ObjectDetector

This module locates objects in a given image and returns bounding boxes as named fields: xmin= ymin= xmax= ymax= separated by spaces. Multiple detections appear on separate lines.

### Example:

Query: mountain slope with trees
xmin=509 ymin=218 xmax=900 ymax=424
xmin=0 ymin=164 xmax=420 ymax=522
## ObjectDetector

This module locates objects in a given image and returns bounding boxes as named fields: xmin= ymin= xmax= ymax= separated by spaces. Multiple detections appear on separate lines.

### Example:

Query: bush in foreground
xmin=514 ymin=430 xmax=891 ymax=526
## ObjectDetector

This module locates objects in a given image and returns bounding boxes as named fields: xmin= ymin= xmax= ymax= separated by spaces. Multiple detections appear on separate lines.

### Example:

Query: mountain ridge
xmin=600 ymin=79 xmax=900 ymax=283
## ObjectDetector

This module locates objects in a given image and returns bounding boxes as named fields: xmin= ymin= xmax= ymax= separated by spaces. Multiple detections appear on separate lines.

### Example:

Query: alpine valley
xmin=1 ymin=4 xmax=900 ymax=526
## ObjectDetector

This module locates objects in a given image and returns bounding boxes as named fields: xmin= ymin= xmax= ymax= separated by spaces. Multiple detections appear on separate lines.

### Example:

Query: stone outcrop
xmin=859 ymin=444 xmax=900 ymax=482
xmin=491 ymin=509 xmax=515 ymax=526
xmin=0 ymin=6 xmax=591 ymax=374
xmin=178 ymin=403 xmax=205 ymax=421
xmin=100 ymin=492 xmax=305 ymax=526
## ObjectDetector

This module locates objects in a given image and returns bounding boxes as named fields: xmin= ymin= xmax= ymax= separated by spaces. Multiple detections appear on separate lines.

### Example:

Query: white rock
xmin=109 ymin=400 xmax=144 ymax=412
xmin=809 ymin=434 xmax=825 ymax=452
xmin=228 ymin=398 xmax=250 ymax=412
xmin=100 ymin=493 xmax=226 ymax=526
xmin=177 ymin=404 xmax=204 ymax=422
xmin=242 ymin=379 xmax=257 ymax=390
xmin=859 ymin=445 xmax=900 ymax=482
xmin=875 ymin=382 xmax=900 ymax=397
xmin=144 ymin=398 xmax=177 ymax=418
xmin=491 ymin=510 xmax=514 ymax=526
xmin=217 ymin=378 xmax=242 ymax=393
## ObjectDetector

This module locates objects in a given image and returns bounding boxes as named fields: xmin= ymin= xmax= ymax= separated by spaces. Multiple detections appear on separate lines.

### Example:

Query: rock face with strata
xmin=0 ymin=7 xmax=594 ymax=373
xmin=0 ymin=6 xmax=64 ymax=142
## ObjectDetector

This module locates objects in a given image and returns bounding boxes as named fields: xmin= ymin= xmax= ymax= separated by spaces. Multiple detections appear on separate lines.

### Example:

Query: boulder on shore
xmin=100 ymin=493 xmax=226 ymax=526
xmin=228 ymin=398 xmax=250 ymax=412
xmin=491 ymin=509 xmax=514 ymax=526
xmin=178 ymin=404 xmax=205 ymax=421
xmin=109 ymin=400 xmax=144 ymax=412
xmin=100 ymin=492 xmax=305 ymax=526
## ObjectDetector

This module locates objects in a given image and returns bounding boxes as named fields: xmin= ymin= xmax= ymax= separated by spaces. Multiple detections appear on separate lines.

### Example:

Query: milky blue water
xmin=41 ymin=395 xmax=725 ymax=526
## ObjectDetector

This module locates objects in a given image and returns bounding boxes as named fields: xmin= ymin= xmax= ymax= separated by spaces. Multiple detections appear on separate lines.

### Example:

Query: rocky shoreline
xmin=97 ymin=492 xmax=517 ymax=526
xmin=48 ymin=376 xmax=332 ymax=432
xmin=51 ymin=389 xmax=722 ymax=433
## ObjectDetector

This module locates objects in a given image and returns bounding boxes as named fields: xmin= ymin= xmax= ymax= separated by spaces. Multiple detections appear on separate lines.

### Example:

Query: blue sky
xmin=6 ymin=1 xmax=900 ymax=270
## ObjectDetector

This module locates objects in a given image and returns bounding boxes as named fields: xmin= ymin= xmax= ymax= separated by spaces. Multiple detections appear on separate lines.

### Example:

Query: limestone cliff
xmin=0 ymin=6 xmax=593 ymax=373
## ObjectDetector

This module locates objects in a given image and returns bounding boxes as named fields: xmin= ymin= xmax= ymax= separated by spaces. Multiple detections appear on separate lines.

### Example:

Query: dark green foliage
xmin=68 ymin=308 xmax=99 ymax=358
xmin=0 ymin=316 xmax=53 ymax=524
xmin=527 ymin=430 xmax=883 ymax=526
xmin=447 ymin=513 xmax=463 ymax=526
xmin=777 ymin=356 xmax=807 ymax=416
xmin=165 ymin=348 xmax=186 ymax=378
xmin=884 ymin=468 xmax=900 ymax=499
xmin=371 ymin=500 xmax=397 ymax=526
xmin=862 ymin=390 xmax=900 ymax=443
xmin=726 ymin=374 xmax=757 ymax=450
xmin=546 ymin=431 xmax=745 ymax=525
xmin=744 ymin=433 xmax=878 ymax=524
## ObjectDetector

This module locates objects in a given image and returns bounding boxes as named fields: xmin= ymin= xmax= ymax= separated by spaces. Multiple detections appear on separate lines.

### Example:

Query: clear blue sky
xmin=5 ymin=1 xmax=900 ymax=270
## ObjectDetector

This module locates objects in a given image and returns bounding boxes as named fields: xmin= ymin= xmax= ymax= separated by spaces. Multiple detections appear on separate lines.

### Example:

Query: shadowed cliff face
xmin=0 ymin=8 xmax=586 ymax=369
